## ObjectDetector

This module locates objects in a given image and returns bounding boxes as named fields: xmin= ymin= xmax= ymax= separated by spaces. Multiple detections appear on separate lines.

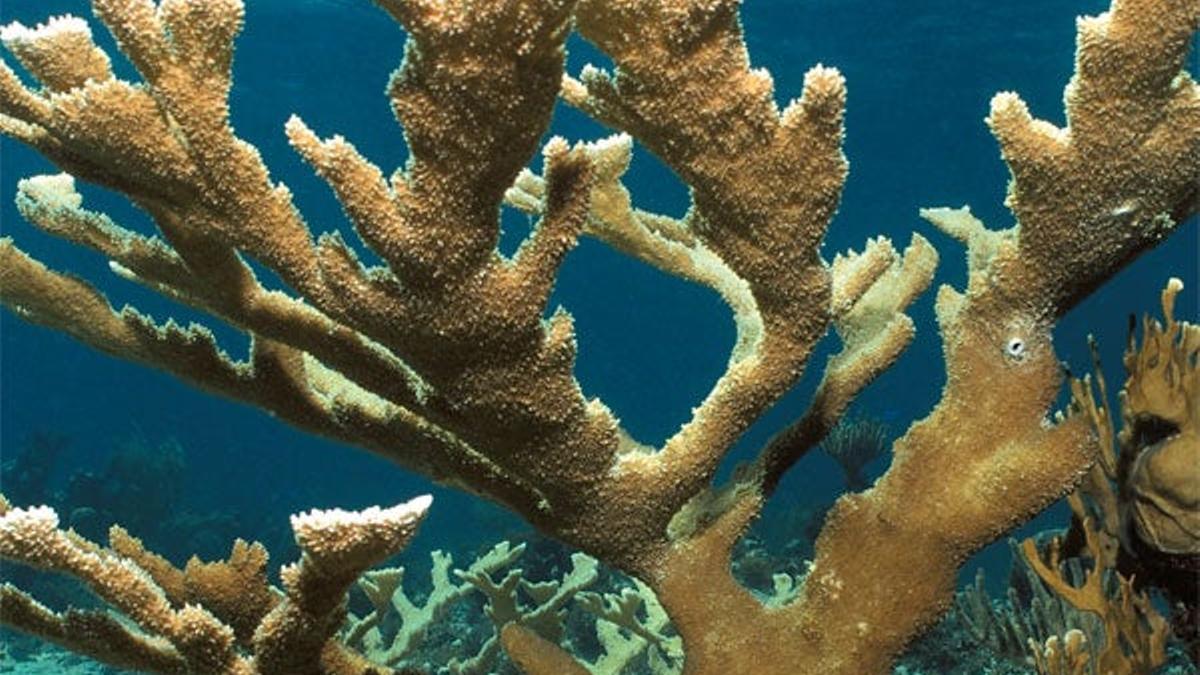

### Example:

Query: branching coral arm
xmin=568 ymin=0 xmax=850 ymax=500
xmin=753 ymin=235 xmax=939 ymax=494
xmin=0 ymin=231 xmax=523 ymax=504
xmin=778 ymin=2 xmax=1200 ymax=672
xmin=0 ymin=0 xmax=630 ymax=533
xmin=533 ymin=1 xmax=1198 ymax=673
xmin=0 ymin=494 xmax=433 ymax=674
xmin=988 ymin=0 xmax=1200 ymax=313
xmin=0 ymin=583 xmax=189 ymax=673
xmin=0 ymin=0 xmax=720 ymax=573
xmin=508 ymin=127 xmax=935 ymax=512
xmin=282 ymin=0 xmax=647 ymax=558
xmin=505 ymin=133 xmax=762 ymax=360
xmin=10 ymin=174 xmax=432 ymax=414
xmin=0 ymin=500 xmax=253 ymax=673
xmin=0 ymin=10 xmax=515 ymax=483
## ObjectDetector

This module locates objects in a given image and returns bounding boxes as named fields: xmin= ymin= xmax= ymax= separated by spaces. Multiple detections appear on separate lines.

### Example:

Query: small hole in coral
xmin=1005 ymin=337 xmax=1026 ymax=361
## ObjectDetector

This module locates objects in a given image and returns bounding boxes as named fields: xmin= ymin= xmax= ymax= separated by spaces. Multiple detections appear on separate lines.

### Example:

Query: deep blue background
xmin=1 ymin=0 xmax=1196 ymax=592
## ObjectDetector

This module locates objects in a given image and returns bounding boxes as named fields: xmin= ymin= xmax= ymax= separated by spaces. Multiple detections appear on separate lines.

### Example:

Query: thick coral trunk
xmin=642 ymin=286 xmax=1098 ymax=674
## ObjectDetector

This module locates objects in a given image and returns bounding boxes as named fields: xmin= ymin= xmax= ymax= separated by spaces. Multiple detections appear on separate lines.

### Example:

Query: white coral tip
xmin=0 ymin=505 xmax=60 ymax=531
xmin=0 ymin=16 xmax=90 ymax=46
xmin=290 ymin=495 xmax=432 ymax=540
xmin=20 ymin=174 xmax=82 ymax=210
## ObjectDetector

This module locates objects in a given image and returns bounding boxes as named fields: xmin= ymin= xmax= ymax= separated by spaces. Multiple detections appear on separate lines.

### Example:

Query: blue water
xmin=0 ymin=0 xmax=1196 ymax=670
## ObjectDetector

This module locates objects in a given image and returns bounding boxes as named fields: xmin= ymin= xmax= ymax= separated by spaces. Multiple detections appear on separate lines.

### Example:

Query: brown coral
xmin=0 ymin=494 xmax=432 ymax=674
xmin=1121 ymin=279 xmax=1200 ymax=557
xmin=1021 ymin=493 xmax=1171 ymax=675
xmin=0 ymin=0 xmax=1196 ymax=673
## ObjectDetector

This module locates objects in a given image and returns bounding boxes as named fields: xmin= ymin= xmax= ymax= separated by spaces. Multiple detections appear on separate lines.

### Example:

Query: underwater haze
xmin=0 ymin=0 xmax=1196 ymax=672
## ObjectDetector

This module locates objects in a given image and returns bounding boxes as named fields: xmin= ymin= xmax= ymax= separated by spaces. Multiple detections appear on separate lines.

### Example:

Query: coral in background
xmin=0 ymin=0 xmax=1196 ymax=672
xmin=0 ymin=432 xmax=273 ymax=619
xmin=731 ymin=498 xmax=828 ymax=598
xmin=2 ymin=498 xmax=687 ymax=675
xmin=345 ymin=536 xmax=684 ymax=674
xmin=343 ymin=541 xmax=541 ymax=672
xmin=0 ymin=432 xmax=286 ymax=563
xmin=955 ymin=538 xmax=1103 ymax=669
xmin=0 ymin=639 xmax=116 ymax=675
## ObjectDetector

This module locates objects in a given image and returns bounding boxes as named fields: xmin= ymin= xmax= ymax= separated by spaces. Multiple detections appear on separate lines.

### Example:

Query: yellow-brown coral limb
xmin=558 ymin=0 xmax=1197 ymax=671
xmin=1122 ymin=278 xmax=1200 ymax=556
xmin=569 ymin=0 xmax=851 ymax=497
xmin=0 ymin=495 xmax=432 ymax=674
xmin=1069 ymin=276 xmax=1200 ymax=571
xmin=1030 ymin=629 xmax=1092 ymax=675
xmin=1 ymin=0 xmax=1198 ymax=672
xmin=1021 ymin=494 xmax=1171 ymax=675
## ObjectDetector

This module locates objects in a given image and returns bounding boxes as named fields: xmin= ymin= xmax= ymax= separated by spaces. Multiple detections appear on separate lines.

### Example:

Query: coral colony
xmin=0 ymin=0 xmax=1196 ymax=672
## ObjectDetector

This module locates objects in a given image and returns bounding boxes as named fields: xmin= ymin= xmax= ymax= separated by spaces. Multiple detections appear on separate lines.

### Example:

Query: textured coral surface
xmin=0 ymin=0 xmax=1196 ymax=672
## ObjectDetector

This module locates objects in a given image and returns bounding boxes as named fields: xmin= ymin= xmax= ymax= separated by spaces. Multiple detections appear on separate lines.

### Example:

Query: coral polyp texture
xmin=0 ymin=0 xmax=1197 ymax=673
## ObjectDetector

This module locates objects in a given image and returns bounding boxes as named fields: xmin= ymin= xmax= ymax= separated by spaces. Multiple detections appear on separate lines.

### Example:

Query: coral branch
xmin=984 ymin=0 xmax=1200 ymax=312
xmin=567 ymin=0 xmax=854 ymax=500
xmin=1021 ymin=494 xmax=1171 ymax=674
xmin=754 ymin=235 xmax=937 ymax=493
xmin=0 ymin=494 xmax=432 ymax=674
xmin=0 ymin=0 xmax=1195 ymax=672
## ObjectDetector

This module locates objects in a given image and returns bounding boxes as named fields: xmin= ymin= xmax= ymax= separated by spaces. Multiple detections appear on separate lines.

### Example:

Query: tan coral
xmin=452 ymin=551 xmax=599 ymax=673
xmin=0 ymin=495 xmax=432 ymax=674
xmin=1121 ymin=278 xmax=1200 ymax=555
xmin=109 ymin=527 xmax=280 ymax=646
xmin=988 ymin=278 xmax=1197 ymax=675
xmin=1030 ymin=630 xmax=1092 ymax=675
xmin=1066 ymin=277 xmax=1199 ymax=562
xmin=1021 ymin=494 xmax=1171 ymax=675
xmin=576 ymin=578 xmax=684 ymax=673
xmin=0 ymin=0 xmax=912 ymax=581
xmin=0 ymin=0 xmax=1197 ymax=673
